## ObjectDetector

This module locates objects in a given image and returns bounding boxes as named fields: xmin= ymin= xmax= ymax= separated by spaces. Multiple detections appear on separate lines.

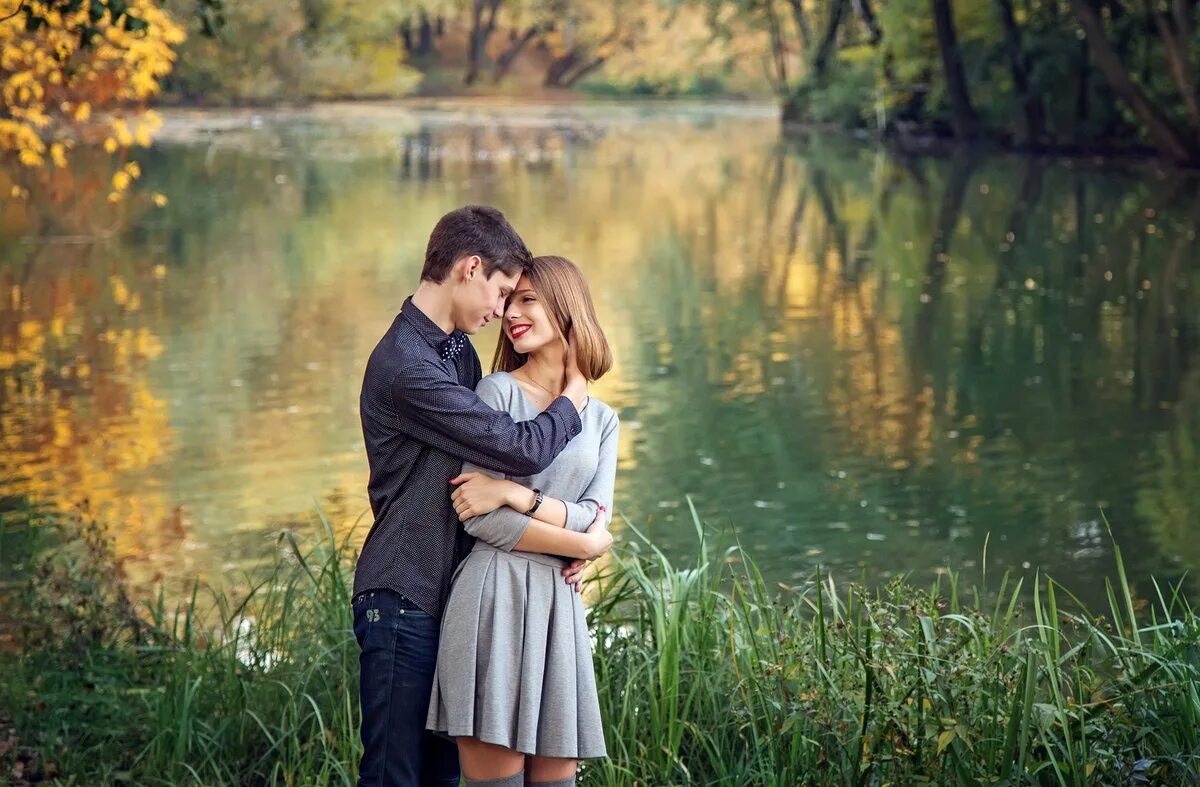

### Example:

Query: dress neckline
xmin=502 ymin=370 xmax=589 ymax=415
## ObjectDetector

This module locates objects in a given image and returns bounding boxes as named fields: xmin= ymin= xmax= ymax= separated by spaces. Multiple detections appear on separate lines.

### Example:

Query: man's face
xmin=450 ymin=256 xmax=520 ymax=334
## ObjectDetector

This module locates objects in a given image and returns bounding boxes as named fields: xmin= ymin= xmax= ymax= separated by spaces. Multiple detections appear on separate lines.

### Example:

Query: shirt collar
xmin=400 ymin=296 xmax=465 ymax=358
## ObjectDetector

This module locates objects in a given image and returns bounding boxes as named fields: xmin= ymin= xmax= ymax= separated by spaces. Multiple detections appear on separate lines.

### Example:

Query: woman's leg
xmin=526 ymin=755 xmax=578 ymax=785
xmin=456 ymin=736 xmax=526 ymax=785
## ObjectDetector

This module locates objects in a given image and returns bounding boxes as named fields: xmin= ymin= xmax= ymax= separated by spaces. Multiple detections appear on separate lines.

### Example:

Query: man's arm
xmin=392 ymin=363 xmax=580 ymax=476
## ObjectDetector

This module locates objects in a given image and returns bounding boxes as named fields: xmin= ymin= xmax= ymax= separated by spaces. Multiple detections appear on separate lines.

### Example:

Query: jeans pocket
xmin=353 ymin=592 xmax=392 ymax=650
xmin=353 ymin=604 xmax=370 ymax=649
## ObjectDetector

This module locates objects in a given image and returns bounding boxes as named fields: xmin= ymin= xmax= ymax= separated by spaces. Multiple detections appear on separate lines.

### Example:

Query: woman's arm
xmin=451 ymin=402 xmax=620 ymax=556
xmin=556 ymin=414 xmax=619 ymax=532
xmin=480 ymin=413 xmax=619 ymax=532
xmin=454 ymin=413 xmax=620 ymax=532
xmin=457 ymin=470 xmax=607 ymax=558
xmin=512 ymin=516 xmax=609 ymax=559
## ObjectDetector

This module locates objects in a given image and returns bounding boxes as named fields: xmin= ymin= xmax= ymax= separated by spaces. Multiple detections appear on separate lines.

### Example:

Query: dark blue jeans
xmin=353 ymin=589 xmax=460 ymax=787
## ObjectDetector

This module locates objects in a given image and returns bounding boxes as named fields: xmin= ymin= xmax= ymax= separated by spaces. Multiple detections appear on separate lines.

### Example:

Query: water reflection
xmin=2 ymin=102 xmax=1197 ymax=603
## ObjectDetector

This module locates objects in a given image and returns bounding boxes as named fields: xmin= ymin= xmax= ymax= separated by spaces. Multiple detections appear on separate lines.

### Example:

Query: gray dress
xmin=426 ymin=371 xmax=619 ymax=759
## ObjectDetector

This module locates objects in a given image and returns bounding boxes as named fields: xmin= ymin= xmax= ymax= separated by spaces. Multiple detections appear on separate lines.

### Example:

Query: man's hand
xmin=561 ymin=330 xmax=589 ymax=412
xmin=562 ymin=558 xmax=589 ymax=593
xmin=450 ymin=472 xmax=518 ymax=522
xmin=564 ymin=506 xmax=609 ymax=592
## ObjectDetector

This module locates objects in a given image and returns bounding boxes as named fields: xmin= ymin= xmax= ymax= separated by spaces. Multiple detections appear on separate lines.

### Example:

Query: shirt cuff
xmin=548 ymin=396 xmax=584 ymax=438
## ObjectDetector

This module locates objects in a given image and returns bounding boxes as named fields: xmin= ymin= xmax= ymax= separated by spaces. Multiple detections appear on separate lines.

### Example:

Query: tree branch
xmin=0 ymin=1 xmax=26 ymax=24
xmin=1068 ymin=0 xmax=1197 ymax=160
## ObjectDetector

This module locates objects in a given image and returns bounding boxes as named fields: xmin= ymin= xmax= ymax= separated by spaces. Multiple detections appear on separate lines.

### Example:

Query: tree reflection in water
xmin=1 ymin=105 xmax=1196 ymax=605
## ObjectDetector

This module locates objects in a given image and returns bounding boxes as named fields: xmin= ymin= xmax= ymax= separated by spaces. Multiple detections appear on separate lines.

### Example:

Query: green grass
xmin=3 ymin=500 xmax=1199 ymax=785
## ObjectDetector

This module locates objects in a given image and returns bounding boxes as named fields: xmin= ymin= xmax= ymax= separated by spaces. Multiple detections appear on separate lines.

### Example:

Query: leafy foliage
xmin=1 ymin=0 xmax=183 ymax=202
xmin=161 ymin=0 xmax=420 ymax=103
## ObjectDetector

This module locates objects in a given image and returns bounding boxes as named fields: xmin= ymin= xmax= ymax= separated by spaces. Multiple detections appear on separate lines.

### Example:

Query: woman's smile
xmin=509 ymin=323 xmax=532 ymax=339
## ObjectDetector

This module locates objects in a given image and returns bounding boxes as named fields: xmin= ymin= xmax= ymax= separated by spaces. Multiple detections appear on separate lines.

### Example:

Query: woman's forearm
xmin=504 ymin=482 xmax=572 ymax=528
xmin=512 ymin=518 xmax=597 ymax=558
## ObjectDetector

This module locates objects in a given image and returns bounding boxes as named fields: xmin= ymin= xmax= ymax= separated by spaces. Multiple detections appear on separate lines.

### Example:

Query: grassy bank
xmin=3 ymin=500 xmax=1199 ymax=785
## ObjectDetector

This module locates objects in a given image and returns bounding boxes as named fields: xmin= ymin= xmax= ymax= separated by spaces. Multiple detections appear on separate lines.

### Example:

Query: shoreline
xmin=141 ymin=95 xmax=1196 ymax=170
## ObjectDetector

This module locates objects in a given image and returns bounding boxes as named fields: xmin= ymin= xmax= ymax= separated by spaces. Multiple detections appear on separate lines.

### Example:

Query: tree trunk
xmin=852 ymin=0 xmax=882 ymax=46
xmin=398 ymin=19 xmax=413 ymax=54
xmin=1074 ymin=37 xmax=1089 ymax=145
xmin=492 ymin=26 xmax=540 ymax=83
xmin=544 ymin=49 xmax=582 ymax=87
xmin=545 ymin=29 xmax=619 ymax=88
xmin=465 ymin=0 xmax=503 ymax=86
xmin=854 ymin=0 xmax=893 ymax=91
xmin=1152 ymin=11 xmax=1200 ymax=131
xmin=931 ymin=0 xmax=980 ymax=139
xmin=784 ymin=0 xmax=812 ymax=49
xmin=764 ymin=0 xmax=789 ymax=94
xmin=812 ymin=0 xmax=848 ymax=79
xmin=416 ymin=11 xmax=434 ymax=55
xmin=562 ymin=55 xmax=608 ymax=87
xmin=1067 ymin=0 xmax=1197 ymax=161
xmin=994 ymin=0 xmax=1043 ymax=145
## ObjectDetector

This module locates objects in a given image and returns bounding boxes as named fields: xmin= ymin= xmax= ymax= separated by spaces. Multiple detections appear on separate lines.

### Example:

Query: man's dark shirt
xmin=354 ymin=297 xmax=583 ymax=618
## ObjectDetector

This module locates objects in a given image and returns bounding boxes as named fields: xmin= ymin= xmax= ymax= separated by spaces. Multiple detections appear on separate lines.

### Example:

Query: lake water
xmin=2 ymin=101 xmax=1197 ymax=604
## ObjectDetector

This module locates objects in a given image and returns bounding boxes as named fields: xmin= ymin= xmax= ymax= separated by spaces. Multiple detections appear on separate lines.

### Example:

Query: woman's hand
xmin=582 ymin=507 xmax=612 ymax=561
xmin=450 ymin=472 xmax=520 ymax=522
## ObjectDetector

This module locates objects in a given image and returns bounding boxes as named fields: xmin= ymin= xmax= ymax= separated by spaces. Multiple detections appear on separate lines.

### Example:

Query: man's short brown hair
xmin=421 ymin=205 xmax=533 ymax=283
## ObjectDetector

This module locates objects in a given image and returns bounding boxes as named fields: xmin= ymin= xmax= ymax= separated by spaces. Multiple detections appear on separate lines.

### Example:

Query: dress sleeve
xmin=561 ymin=412 xmax=620 ymax=533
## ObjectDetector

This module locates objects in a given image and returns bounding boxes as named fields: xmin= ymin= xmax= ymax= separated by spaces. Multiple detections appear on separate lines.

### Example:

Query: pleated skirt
xmin=426 ymin=542 xmax=607 ymax=759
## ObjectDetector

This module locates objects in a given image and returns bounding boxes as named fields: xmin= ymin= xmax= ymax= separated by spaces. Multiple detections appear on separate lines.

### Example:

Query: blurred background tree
xmin=762 ymin=0 xmax=1200 ymax=162
xmin=161 ymin=0 xmax=421 ymax=102
xmin=1 ymin=0 xmax=185 ymax=198
xmin=4 ymin=0 xmax=1197 ymax=183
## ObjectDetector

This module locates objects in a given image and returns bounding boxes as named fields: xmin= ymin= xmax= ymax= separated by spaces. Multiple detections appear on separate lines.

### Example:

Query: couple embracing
xmin=353 ymin=205 xmax=618 ymax=787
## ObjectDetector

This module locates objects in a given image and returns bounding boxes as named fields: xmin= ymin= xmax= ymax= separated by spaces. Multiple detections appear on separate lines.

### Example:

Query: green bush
xmin=784 ymin=49 xmax=882 ymax=131
xmin=579 ymin=74 xmax=730 ymax=99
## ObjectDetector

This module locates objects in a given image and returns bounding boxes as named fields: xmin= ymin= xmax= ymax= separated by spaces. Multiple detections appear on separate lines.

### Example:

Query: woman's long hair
xmin=491 ymin=255 xmax=613 ymax=382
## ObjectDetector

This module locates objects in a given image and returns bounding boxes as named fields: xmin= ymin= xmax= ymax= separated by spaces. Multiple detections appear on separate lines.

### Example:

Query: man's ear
xmin=452 ymin=255 xmax=480 ymax=282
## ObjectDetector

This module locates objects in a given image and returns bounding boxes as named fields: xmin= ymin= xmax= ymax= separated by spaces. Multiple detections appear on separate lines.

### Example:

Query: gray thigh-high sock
xmin=465 ymin=771 xmax=525 ymax=787
xmin=529 ymin=778 xmax=575 ymax=787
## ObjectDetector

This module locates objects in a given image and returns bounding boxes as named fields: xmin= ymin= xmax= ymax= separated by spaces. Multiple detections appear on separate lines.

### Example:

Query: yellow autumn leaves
xmin=1 ymin=271 xmax=171 ymax=540
xmin=1 ymin=1 xmax=185 ymax=198
xmin=109 ymin=158 xmax=152 ymax=202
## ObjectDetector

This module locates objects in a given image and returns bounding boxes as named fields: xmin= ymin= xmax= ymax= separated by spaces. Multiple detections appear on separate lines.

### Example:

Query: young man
xmin=353 ymin=205 xmax=596 ymax=787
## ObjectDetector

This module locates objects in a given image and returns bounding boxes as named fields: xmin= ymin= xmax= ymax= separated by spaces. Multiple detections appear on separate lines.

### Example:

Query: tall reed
xmin=4 ymin=502 xmax=1199 ymax=785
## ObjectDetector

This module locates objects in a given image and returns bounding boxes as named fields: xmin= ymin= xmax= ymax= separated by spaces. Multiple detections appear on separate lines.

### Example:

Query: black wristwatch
xmin=525 ymin=488 xmax=544 ymax=515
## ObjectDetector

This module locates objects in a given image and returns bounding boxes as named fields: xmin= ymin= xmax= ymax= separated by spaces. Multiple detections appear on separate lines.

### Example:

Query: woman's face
xmin=503 ymin=276 xmax=559 ymax=355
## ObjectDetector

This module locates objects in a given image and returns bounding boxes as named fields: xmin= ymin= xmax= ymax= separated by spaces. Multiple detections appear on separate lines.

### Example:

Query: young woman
xmin=426 ymin=255 xmax=618 ymax=787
